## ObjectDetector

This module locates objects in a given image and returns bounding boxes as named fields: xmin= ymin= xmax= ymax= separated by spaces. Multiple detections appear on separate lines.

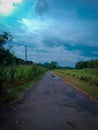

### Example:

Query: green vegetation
xmin=0 ymin=32 xmax=13 ymax=48
xmin=0 ymin=65 xmax=46 ymax=106
xmin=0 ymin=31 xmax=46 ymax=106
xmin=75 ymin=59 xmax=98 ymax=69
xmin=54 ymin=68 xmax=98 ymax=99
xmin=43 ymin=61 xmax=58 ymax=70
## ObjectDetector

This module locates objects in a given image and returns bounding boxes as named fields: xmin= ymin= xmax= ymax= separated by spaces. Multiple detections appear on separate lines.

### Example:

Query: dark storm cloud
xmin=35 ymin=0 xmax=50 ymax=16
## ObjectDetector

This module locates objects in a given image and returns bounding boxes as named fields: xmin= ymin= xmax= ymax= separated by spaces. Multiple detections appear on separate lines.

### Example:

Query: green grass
xmin=0 ymin=80 xmax=39 ymax=107
xmin=0 ymin=65 xmax=46 ymax=107
xmin=53 ymin=68 xmax=98 ymax=100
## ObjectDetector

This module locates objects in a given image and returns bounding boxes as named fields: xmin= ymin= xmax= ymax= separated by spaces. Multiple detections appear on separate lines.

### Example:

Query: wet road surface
xmin=0 ymin=71 xmax=98 ymax=130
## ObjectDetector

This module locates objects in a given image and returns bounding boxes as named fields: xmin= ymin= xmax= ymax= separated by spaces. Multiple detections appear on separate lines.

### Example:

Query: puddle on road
xmin=46 ymin=71 xmax=60 ymax=80
xmin=50 ymin=74 xmax=60 ymax=79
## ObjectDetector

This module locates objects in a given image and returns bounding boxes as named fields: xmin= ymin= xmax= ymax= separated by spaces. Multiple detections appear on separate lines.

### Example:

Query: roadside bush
xmin=0 ymin=65 xmax=46 ymax=96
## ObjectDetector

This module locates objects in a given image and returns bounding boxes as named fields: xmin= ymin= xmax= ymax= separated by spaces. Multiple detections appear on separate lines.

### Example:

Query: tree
xmin=43 ymin=62 xmax=50 ymax=68
xmin=87 ymin=59 xmax=98 ymax=68
xmin=75 ymin=61 xmax=87 ymax=69
xmin=0 ymin=32 xmax=13 ymax=48
xmin=75 ymin=59 xmax=98 ymax=69
xmin=0 ymin=32 xmax=14 ymax=66
xmin=49 ymin=61 xmax=58 ymax=70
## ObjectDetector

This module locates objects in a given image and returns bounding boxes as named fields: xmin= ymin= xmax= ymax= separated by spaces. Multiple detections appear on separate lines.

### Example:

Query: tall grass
xmin=62 ymin=69 xmax=98 ymax=86
xmin=0 ymin=65 xmax=46 ymax=106
xmin=0 ymin=65 xmax=45 ymax=91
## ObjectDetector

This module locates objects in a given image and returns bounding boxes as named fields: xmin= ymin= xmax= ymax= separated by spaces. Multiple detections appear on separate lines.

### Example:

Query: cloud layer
xmin=0 ymin=0 xmax=23 ymax=15
xmin=0 ymin=0 xmax=98 ymax=66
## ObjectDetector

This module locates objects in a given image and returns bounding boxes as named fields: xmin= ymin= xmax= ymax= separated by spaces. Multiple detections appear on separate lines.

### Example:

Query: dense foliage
xmin=43 ymin=61 xmax=58 ymax=70
xmin=75 ymin=59 xmax=98 ymax=69
xmin=0 ymin=65 xmax=46 ymax=95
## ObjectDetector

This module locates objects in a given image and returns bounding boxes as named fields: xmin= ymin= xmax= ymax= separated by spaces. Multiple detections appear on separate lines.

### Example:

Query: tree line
xmin=75 ymin=59 xmax=98 ymax=69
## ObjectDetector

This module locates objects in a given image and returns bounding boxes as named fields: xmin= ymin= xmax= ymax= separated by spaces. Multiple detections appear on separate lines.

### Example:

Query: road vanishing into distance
xmin=0 ymin=71 xmax=98 ymax=130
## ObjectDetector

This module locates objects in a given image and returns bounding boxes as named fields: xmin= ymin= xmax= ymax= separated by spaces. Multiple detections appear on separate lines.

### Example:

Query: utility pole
xmin=25 ymin=46 xmax=27 ymax=63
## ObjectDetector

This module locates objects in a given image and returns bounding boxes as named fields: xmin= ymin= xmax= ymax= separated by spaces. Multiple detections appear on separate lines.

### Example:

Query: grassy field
xmin=54 ymin=68 xmax=98 ymax=100
xmin=0 ymin=65 xmax=46 ymax=106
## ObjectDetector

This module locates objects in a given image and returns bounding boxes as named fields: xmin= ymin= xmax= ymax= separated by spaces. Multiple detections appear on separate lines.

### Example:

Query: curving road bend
xmin=0 ymin=71 xmax=98 ymax=130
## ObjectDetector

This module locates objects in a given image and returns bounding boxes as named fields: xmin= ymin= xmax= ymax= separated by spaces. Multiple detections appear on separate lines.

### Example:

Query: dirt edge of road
xmin=52 ymin=71 xmax=98 ymax=104
xmin=61 ymin=77 xmax=98 ymax=104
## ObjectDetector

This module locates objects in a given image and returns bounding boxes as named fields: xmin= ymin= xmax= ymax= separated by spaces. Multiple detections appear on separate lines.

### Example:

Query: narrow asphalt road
xmin=0 ymin=71 xmax=98 ymax=130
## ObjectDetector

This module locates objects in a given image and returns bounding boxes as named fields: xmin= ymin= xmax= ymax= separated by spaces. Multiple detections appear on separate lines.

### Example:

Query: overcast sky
xmin=0 ymin=0 xmax=98 ymax=67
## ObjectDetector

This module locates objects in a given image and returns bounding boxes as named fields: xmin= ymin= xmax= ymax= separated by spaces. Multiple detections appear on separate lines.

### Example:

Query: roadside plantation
xmin=0 ymin=65 xmax=46 ymax=106
xmin=54 ymin=69 xmax=98 ymax=99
